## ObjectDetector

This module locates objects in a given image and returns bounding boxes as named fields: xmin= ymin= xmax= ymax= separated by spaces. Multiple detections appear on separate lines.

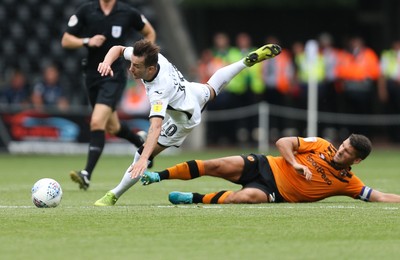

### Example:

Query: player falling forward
xmin=94 ymin=39 xmax=281 ymax=206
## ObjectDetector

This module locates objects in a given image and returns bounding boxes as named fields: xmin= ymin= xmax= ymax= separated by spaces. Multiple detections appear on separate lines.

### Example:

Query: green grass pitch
xmin=1 ymin=148 xmax=400 ymax=259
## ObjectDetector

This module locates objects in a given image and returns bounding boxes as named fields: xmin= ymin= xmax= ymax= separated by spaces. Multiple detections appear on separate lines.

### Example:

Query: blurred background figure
xmin=197 ymin=49 xmax=224 ymax=84
xmin=318 ymin=32 xmax=346 ymax=140
xmin=291 ymin=40 xmax=326 ymax=135
xmin=318 ymin=32 xmax=341 ymax=113
xmin=205 ymin=32 xmax=265 ymax=145
xmin=260 ymin=35 xmax=295 ymax=141
xmin=378 ymin=40 xmax=400 ymax=142
xmin=336 ymin=36 xmax=380 ymax=136
xmin=206 ymin=32 xmax=240 ymax=145
xmin=230 ymin=32 xmax=264 ymax=145
xmin=0 ymin=69 xmax=31 ymax=109
xmin=31 ymin=63 xmax=69 ymax=111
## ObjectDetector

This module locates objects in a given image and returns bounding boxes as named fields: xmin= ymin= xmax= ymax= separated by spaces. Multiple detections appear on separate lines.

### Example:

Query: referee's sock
xmin=157 ymin=160 xmax=205 ymax=180
xmin=116 ymin=122 xmax=144 ymax=147
xmin=85 ymin=130 xmax=105 ymax=179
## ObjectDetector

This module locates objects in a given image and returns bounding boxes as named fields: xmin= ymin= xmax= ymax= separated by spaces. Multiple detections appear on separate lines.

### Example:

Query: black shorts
xmin=236 ymin=154 xmax=284 ymax=203
xmin=85 ymin=70 xmax=126 ymax=110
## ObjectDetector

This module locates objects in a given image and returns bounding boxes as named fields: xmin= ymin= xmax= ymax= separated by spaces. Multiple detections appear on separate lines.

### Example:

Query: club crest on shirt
xmin=152 ymin=100 xmax=163 ymax=113
xmin=111 ymin=26 xmax=122 ymax=38
xmin=247 ymin=155 xmax=255 ymax=162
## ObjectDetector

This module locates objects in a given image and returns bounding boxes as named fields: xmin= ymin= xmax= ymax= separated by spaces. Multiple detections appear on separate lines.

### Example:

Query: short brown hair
xmin=133 ymin=39 xmax=160 ymax=67
xmin=349 ymin=134 xmax=372 ymax=160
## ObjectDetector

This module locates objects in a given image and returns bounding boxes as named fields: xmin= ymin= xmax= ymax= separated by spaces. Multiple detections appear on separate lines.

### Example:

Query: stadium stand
xmin=0 ymin=0 xmax=155 ymax=106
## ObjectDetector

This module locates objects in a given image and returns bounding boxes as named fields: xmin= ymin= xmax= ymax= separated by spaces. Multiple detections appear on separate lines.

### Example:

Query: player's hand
xmin=129 ymin=159 xmax=148 ymax=179
xmin=98 ymin=62 xmax=114 ymax=77
xmin=293 ymin=163 xmax=312 ymax=181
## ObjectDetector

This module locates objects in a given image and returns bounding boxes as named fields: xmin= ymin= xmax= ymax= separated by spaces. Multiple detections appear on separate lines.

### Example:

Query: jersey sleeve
xmin=123 ymin=47 xmax=133 ymax=61
xmin=64 ymin=4 xmax=87 ymax=36
xmin=148 ymin=88 xmax=169 ymax=119
xmin=127 ymin=7 xmax=147 ymax=31
xmin=297 ymin=137 xmax=329 ymax=153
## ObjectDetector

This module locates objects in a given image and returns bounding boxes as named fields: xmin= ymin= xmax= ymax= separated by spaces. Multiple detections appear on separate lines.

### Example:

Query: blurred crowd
xmin=198 ymin=32 xmax=400 ymax=145
xmin=1 ymin=31 xmax=400 ymax=145
xmin=0 ymin=63 xmax=70 ymax=112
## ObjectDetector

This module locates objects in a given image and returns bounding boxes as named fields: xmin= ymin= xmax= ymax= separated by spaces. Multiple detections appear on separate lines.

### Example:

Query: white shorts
xmin=158 ymin=83 xmax=210 ymax=147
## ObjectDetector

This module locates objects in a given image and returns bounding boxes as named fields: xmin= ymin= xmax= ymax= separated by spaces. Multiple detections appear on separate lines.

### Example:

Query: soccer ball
xmin=31 ymin=178 xmax=63 ymax=208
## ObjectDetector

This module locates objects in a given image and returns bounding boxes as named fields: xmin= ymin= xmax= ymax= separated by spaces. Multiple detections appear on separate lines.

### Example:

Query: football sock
xmin=111 ymin=150 xmax=142 ymax=198
xmin=158 ymin=160 xmax=205 ymax=180
xmin=207 ymin=60 xmax=247 ymax=96
xmin=84 ymin=130 xmax=105 ymax=179
xmin=192 ymin=191 xmax=233 ymax=204
xmin=116 ymin=122 xmax=144 ymax=147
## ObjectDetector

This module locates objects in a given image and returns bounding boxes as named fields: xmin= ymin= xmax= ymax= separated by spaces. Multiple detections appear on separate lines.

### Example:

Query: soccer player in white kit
xmin=95 ymin=39 xmax=281 ymax=206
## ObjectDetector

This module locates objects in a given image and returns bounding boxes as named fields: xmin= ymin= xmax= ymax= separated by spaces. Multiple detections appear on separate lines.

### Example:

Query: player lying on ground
xmin=141 ymin=134 xmax=400 ymax=204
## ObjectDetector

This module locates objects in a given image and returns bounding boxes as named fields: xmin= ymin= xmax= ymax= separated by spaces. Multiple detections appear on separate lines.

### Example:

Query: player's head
xmin=348 ymin=134 xmax=372 ymax=160
xmin=129 ymin=39 xmax=159 ymax=80
xmin=333 ymin=134 xmax=371 ymax=167
xmin=133 ymin=39 xmax=159 ymax=67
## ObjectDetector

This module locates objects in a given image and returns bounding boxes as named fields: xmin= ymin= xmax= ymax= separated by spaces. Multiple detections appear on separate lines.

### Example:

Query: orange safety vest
xmin=262 ymin=49 xmax=293 ymax=94
xmin=336 ymin=48 xmax=380 ymax=80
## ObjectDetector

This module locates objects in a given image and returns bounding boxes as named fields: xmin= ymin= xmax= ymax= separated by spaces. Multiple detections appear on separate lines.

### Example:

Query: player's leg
xmin=207 ymin=43 xmax=281 ymax=98
xmin=243 ymin=44 xmax=282 ymax=67
xmin=70 ymin=103 xmax=110 ymax=190
xmin=94 ymin=116 xmax=194 ymax=206
xmin=168 ymin=188 xmax=269 ymax=204
xmin=94 ymin=144 xmax=165 ymax=206
xmin=108 ymin=111 xmax=145 ymax=148
xmin=141 ymin=155 xmax=245 ymax=185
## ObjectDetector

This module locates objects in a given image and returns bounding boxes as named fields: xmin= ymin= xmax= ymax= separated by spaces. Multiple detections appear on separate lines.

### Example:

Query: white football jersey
xmin=123 ymin=47 xmax=210 ymax=146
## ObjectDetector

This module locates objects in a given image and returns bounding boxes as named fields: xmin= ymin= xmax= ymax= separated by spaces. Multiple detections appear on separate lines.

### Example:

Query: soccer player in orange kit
xmin=141 ymin=134 xmax=400 ymax=204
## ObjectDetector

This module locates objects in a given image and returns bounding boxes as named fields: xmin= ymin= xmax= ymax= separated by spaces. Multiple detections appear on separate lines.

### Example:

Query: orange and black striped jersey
xmin=267 ymin=137 xmax=367 ymax=202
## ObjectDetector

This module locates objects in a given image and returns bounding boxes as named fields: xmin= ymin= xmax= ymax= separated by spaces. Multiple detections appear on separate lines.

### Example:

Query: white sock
xmin=110 ymin=151 xmax=142 ymax=198
xmin=207 ymin=59 xmax=247 ymax=95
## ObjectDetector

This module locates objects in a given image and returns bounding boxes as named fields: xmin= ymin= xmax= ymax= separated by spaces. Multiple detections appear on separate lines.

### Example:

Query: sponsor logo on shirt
xmin=306 ymin=154 xmax=332 ymax=185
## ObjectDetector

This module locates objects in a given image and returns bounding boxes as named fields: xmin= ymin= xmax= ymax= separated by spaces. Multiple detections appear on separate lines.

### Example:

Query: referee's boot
xmin=70 ymin=170 xmax=90 ymax=190
xmin=244 ymin=44 xmax=282 ymax=67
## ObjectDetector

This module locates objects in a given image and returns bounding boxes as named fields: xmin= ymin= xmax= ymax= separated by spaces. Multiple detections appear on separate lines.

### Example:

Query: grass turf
xmin=1 ymin=148 xmax=400 ymax=259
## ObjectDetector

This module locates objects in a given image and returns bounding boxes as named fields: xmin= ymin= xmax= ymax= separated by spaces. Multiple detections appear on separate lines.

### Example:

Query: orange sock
xmin=200 ymin=191 xmax=233 ymax=204
xmin=166 ymin=160 xmax=205 ymax=180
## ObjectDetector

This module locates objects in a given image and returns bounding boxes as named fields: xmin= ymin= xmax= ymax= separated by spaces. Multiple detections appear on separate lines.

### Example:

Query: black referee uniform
xmin=65 ymin=0 xmax=146 ymax=109
xmin=63 ymin=0 xmax=153 ymax=190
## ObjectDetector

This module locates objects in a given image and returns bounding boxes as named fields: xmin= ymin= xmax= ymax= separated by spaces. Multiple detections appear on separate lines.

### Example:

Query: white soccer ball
xmin=31 ymin=178 xmax=63 ymax=208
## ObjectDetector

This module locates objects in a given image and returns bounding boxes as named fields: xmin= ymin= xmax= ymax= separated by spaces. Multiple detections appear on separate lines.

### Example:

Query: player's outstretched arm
xmin=97 ymin=45 xmax=125 ymax=77
xmin=369 ymin=189 xmax=400 ymax=202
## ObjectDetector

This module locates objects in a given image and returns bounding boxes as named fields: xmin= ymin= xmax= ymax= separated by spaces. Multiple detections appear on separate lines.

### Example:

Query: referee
xmin=61 ymin=0 xmax=156 ymax=190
